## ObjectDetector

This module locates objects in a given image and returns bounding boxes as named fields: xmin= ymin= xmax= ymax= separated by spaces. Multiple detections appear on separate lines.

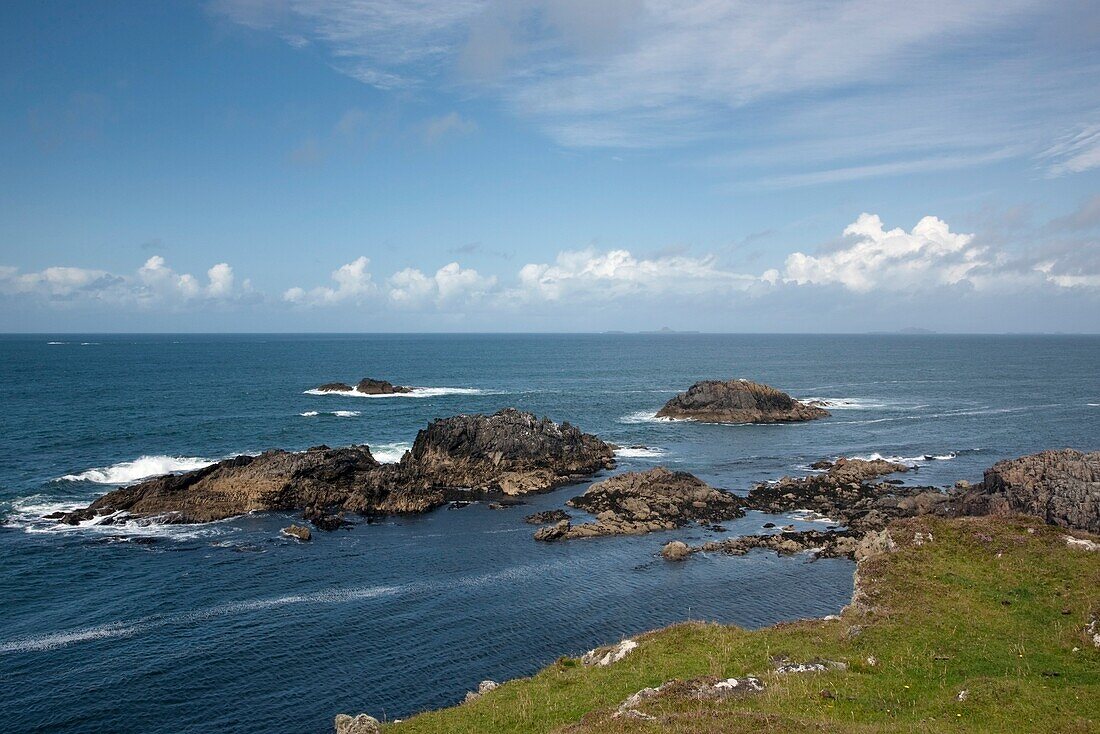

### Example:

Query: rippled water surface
xmin=1 ymin=334 xmax=1097 ymax=732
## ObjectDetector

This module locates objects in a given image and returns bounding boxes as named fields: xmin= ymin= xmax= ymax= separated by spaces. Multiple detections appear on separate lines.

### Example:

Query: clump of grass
xmin=387 ymin=517 xmax=1100 ymax=733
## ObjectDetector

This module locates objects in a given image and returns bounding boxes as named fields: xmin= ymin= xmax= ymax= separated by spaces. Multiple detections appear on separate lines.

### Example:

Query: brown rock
xmin=282 ymin=524 xmax=311 ymax=541
xmin=655 ymin=379 xmax=829 ymax=423
xmin=948 ymin=449 xmax=1099 ymax=533
xmin=661 ymin=540 xmax=691 ymax=561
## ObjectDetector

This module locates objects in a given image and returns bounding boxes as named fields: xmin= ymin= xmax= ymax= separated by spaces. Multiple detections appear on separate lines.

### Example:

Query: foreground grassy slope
xmin=390 ymin=516 xmax=1099 ymax=733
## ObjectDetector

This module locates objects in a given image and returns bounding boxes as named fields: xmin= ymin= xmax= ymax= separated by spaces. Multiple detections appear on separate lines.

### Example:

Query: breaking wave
xmin=59 ymin=455 xmax=215 ymax=484
xmin=370 ymin=442 xmax=411 ymax=464
xmin=618 ymin=411 xmax=678 ymax=424
xmin=614 ymin=446 xmax=667 ymax=459
xmin=299 ymin=410 xmax=360 ymax=418
xmin=304 ymin=386 xmax=487 ymax=399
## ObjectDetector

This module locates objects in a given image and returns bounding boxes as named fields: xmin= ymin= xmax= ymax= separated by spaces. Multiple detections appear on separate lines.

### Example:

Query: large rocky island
xmin=655 ymin=379 xmax=829 ymax=423
xmin=53 ymin=408 xmax=615 ymax=527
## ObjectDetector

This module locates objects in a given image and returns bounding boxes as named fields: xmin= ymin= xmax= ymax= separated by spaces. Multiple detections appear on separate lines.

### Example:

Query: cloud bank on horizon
xmin=4 ymin=209 xmax=1098 ymax=331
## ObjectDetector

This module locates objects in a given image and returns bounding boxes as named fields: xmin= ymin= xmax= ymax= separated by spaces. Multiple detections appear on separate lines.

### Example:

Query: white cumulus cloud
xmin=284 ymin=256 xmax=376 ymax=305
xmin=0 ymin=256 xmax=244 ymax=305
xmin=783 ymin=214 xmax=986 ymax=292
xmin=388 ymin=261 xmax=496 ymax=306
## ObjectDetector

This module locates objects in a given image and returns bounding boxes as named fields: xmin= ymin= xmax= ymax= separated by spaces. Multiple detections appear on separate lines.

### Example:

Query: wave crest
xmin=59 ymin=455 xmax=215 ymax=485
xmin=304 ymin=386 xmax=487 ymax=399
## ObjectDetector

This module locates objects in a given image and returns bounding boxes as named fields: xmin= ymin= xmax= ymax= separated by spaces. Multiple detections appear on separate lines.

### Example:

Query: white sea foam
xmin=59 ymin=455 xmax=215 ymax=484
xmin=615 ymin=446 xmax=667 ymax=458
xmin=300 ymin=411 xmax=319 ymax=417
xmin=46 ymin=341 xmax=66 ymax=345
xmin=370 ymin=442 xmax=411 ymax=463
xmin=299 ymin=410 xmax=360 ymax=418
xmin=849 ymin=451 xmax=960 ymax=466
xmin=618 ymin=411 xmax=678 ymax=424
xmin=304 ymin=386 xmax=487 ymax=399
xmin=799 ymin=396 xmax=899 ymax=410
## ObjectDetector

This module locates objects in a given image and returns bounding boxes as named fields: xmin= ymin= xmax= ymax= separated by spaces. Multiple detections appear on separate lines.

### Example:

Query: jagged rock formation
xmin=524 ymin=509 xmax=570 ymax=525
xmin=948 ymin=449 xmax=1099 ymax=533
xmin=282 ymin=524 xmax=312 ymax=541
xmin=314 ymin=378 xmax=412 ymax=394
xmin=534 ymin=467 xmax=743 ymax=541
xmin=655 ymin=379 xmax=829 ymax=423
xmin=55 ymin=409 xmax=614 ymax=528
xmin=743 ymin=457 xmax=946 ymax=532
xmin=400 ymin=408 xmax=614 ymax=496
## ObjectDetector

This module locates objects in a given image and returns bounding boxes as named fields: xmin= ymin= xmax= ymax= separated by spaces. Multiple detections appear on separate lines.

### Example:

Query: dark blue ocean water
xmin=0 ymin=334 xmax=1097 ymax=733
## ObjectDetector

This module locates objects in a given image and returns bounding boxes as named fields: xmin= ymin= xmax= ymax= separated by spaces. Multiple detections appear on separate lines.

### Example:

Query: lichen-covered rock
xmin=948 ymin=449 xmax=1099 ymax=533
xmin=661 ymin=540 xmax=691 ymax=561
xmin=655 ymin=379 xmax=828 ymax=423
xmin=540 ymin=468 xmax=743 ymax=540
xmin=334 ymin=713 xmax=380 ymax=734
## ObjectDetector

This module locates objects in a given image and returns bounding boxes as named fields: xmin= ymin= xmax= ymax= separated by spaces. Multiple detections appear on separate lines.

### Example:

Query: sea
xmin=0 ymin=334 xmax=1096 ymax=733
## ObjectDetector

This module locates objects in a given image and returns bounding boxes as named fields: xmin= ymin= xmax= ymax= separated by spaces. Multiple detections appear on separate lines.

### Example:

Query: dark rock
xmin=655 ymin=379 xmax=829 ymax=423
xmin=743 ymin=457 xmax=942 ymax=532
xmin=315 ymin=382 xmax=354 ymax=392
xmin=355 ymin=378 xmax=413 ymax=395
xmin=61 ymin=409 xmax=614 ymax=529
xmin=694 ymin=529 xmax=861 ymax=559
xmin=525 ymin=509 xmax=570 ymax=525
xmin=541 ymin=467 xmax=744 ymax=540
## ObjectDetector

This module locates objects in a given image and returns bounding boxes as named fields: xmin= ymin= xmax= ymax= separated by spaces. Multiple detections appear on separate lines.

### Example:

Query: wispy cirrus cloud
xmin=210 ymin=0 xmax=1100 ymax=183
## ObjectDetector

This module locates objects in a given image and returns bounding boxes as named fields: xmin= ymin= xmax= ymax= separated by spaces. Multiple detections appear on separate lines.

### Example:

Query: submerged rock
xmin=655 ymin=379 xmax=829 ymax=423
xmin=947 ymin=449 xmax=1099 ymax=533
xmin=536 ymin=468 xmax=743 ymax=541
xmin=62 ymin=409 xmax=614 ymax=529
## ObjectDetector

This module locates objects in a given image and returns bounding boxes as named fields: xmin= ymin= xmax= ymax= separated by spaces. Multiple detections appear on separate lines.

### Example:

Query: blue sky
xmin=1 ymin=0 xmax=1098 ymax=332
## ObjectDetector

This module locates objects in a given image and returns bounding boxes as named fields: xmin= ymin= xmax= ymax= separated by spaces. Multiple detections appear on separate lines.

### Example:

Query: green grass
xmin=387 ymin=516 xmax=1100 ymax=733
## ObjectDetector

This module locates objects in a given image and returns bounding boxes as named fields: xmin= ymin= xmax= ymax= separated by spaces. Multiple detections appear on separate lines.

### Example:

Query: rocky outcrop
xmin=400 ymin=408 xmax=615 ymax=496
xmin=743 ymin=457 xmax=946 ymax=532
xmin=333 ymin=713 xmax=380 ymax=734
xmin=524 ymin=509 xmax=570 ymax=525
xmin=59 ymin=409 xmax=614 ymax=528
xmin=535 ymin=468 xmax=744 ymax=541
xmin=661 ymin=540 xmax=691 ymax=561
xmin=947 ymin=449 xmax=1099 ymax=533
xmin=655 ymin=379 xmax=829 ymax=423
xmin=692 ymin=529 xmax=861 ymax=559
xmin=282 ymin=524 xmax=312 ymax=541
xmin=313 ymin=378 xmax=412 ymax=394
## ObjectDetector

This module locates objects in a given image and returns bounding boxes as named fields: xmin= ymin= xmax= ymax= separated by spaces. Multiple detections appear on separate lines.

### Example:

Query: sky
xmin=1 ymin=0 xmax=1098 ymax=333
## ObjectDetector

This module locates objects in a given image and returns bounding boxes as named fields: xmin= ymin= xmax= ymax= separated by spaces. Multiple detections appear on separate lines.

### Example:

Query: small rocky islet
xmin=314 ymin=377 xmax=413 ymax=395
xmin=655 ymin=378 xmax=829 ymax=423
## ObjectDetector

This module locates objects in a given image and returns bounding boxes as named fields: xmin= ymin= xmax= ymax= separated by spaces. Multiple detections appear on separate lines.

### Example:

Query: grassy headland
xmin=389 ymin=516 xmax=1099 ymax=733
